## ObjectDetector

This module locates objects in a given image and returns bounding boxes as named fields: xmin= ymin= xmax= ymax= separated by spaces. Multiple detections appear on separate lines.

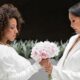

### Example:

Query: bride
xmin=40 ymin=2 xmax=80 ymax=80
xmin=0 ymin=4 xmax=41 ymax=80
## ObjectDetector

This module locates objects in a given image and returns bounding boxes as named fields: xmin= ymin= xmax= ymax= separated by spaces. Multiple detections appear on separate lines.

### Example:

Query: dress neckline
xmin=0 ymin=42 xmax=11 ymax=47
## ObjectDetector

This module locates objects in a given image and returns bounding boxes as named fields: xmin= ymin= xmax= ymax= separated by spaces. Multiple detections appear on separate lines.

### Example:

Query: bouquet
xmin=31 ymin=41 xmax=59 ymax=80
xmin=31 ymin=41 xmax=59 ymax=62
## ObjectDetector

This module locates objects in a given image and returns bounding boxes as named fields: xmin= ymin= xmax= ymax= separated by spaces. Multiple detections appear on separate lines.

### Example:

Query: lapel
xmin=57 ymin=34 xmax=79 ymax=68
xmin=63 ymin=34 xmax=79 ymax=55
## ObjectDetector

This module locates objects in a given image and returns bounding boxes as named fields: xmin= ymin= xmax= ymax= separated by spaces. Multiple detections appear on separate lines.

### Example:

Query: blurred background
xmin=0 ymin=0 xmax=80 ymax=42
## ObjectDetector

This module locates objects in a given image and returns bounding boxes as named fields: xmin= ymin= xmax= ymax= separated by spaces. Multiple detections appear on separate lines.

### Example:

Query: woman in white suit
xmin=40 ymin=2 xmax=80 ymax=80
xmin=0 ymin=4 xmax=41 ymax=80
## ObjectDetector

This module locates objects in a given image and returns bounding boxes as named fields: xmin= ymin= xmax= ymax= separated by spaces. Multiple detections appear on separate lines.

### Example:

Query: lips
xmin=73 ymin=28 xmax=77 ymax=31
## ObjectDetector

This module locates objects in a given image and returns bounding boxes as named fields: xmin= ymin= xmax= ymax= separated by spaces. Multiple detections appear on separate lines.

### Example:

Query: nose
xmin=70 ymin=24 xmax=73 ymax=28
xmin=15 ymin=28 xmax=18 ymax=34
xmin=70 ymin=23 xmax=74 ymax=28
xmin=70 ymin=25 xmax=74 ymax=29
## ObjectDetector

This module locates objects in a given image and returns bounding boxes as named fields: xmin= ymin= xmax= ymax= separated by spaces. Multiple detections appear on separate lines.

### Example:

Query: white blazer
xmin=51 ymin=34 xmax=80 ymax=80
xmin=0 ymin=45 xmax=41 ymax=80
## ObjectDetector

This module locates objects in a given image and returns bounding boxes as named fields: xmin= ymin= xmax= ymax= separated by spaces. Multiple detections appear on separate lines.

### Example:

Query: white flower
xmin=31 ymin=41 xmax=59 ymax=62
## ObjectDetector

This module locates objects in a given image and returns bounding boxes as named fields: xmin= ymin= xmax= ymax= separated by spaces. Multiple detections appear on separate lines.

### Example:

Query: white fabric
xmin=0 ymin=45 xmax=41 ymax=80
xmin=51 ymin=34 xmax=80 ymax=80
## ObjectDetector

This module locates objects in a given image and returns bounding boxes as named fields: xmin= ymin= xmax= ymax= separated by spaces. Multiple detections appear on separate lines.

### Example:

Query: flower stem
xmin=48 ymin=74 xmax=52 ymax=80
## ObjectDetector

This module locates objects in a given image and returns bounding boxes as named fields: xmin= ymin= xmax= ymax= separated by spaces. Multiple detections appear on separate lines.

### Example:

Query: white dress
xmin=0 ymin=44 xmax=41 ymax=80
xmin=51 ymin=34 xmax=80 ymax=80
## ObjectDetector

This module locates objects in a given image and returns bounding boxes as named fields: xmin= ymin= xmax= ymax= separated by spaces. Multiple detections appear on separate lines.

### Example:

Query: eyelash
xmin=10 ymin=26 xmax=15 ymax=29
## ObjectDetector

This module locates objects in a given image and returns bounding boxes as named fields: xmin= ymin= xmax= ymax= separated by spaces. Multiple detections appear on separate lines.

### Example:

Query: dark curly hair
xmin=0 ymin=4 xmax=24 ymax=40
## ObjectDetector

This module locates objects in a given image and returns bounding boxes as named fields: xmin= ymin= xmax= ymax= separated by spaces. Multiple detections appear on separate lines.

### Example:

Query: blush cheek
xmin=4 ymin=28 xmax=16 ymax=41
xmin=7 ymin=31 xmax=15 ymax=40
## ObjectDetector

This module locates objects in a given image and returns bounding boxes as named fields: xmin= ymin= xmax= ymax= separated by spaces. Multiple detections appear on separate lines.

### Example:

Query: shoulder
xmin=0 ymin=44 xmax=9 ymax=53
xmin=69 ymin=34 xmax=79 ymax=41
xmin=0 ymin=45 xmax=14 ymax=59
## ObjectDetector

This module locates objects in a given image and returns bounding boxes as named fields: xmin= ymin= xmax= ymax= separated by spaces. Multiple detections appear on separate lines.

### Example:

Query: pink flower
xmin=39 ymin=50 xmax=48 ymax=59
xmin=31 ymin=41 xmax=59 ymax=62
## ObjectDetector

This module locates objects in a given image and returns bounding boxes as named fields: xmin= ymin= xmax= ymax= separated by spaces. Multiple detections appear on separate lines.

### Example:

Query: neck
xmin=0 ymin=39 xmax=8 ymax=45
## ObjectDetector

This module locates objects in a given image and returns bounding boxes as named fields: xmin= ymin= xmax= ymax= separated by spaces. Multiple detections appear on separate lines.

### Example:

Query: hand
xmin=39 ymin=59 xmax=53 ymax=75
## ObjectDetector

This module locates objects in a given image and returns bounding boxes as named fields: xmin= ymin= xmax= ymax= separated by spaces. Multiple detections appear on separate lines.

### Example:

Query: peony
xmin=31 ymin=41 xmax=59 ymax=62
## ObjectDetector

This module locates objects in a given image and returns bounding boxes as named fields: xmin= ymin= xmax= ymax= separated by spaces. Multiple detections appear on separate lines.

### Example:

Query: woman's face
xmin=69 ymin=13 xmax=80 ymax=34
xmin=3 ymin=18 xmax=18 ymax=42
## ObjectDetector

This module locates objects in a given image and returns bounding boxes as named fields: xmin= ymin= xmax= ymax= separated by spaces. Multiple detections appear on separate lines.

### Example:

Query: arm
xmin=0 ymin=55 xmax=41 ymax=80
xmin=51 ymin=66 xmax=80 ymax=80
xmin=8 ymin=63 xmax=41 ymax=80
xmin=40 ymin=59 xmax=80 ymax=80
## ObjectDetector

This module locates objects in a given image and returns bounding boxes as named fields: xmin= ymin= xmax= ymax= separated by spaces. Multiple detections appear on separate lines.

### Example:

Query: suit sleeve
xmin=51 ymin=66 xmax=80 ymax=80
xmin=0 ymin=56 xmax=41 ymax=80
xmin=51 ymin=35 xmax=80 ymax=80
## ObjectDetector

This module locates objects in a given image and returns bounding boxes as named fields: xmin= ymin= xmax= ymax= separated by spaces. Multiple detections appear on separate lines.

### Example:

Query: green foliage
xmin=54 ymin=40 xmax=68 ymax=60
xmin=11 ymin=40 xmax=38 ymax=59
xmin=11 ymin=40 xmax=68 ymax=60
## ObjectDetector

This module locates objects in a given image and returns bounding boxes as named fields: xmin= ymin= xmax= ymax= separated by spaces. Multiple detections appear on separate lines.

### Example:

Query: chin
xmin=10 ymin=38 xmax=15 ymax=41
xmin=76 ymin=32 xmax=80 ymax=34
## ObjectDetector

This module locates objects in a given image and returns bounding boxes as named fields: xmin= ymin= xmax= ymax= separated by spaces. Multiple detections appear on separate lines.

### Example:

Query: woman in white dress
xmin=40 ymin=2 xmax=80 ymax=80
xmin=0 ymin=4 xmax=41 ymax=80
